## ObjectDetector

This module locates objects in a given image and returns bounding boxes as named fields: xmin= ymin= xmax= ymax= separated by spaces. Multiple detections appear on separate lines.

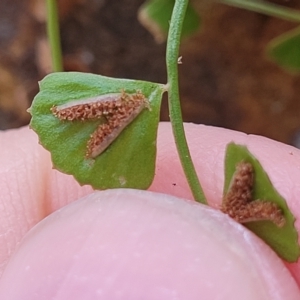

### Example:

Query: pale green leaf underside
xmin=29 ymin=72 xmax=164 ymax=190
xmin=224 ymin=143 xmax=300 ymax=262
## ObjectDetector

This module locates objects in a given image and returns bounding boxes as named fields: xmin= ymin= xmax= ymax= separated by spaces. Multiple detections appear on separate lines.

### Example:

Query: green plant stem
xmin=46 ymin=0 xmax=63 ymax=72
xmin=166 ymin=0 xmax=207 ymax=204
xmin=219 ymin=0 xmax=300 ymax=23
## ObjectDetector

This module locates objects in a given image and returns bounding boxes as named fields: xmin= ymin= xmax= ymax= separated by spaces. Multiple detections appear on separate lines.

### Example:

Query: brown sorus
xmin=51 ymin=91 xmax=149 ymax=158
xmin=221 ymin=161 xmax=285 ymax=227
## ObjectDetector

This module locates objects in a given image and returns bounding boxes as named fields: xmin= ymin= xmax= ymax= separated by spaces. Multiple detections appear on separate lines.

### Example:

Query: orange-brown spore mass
xmin=51 ymin=91 xmax=149 ymax=158
xmin=221 ymin=162 xmax=285 ymax=227
xmin=51 ymin=91 xmax=148 ymax=121
xmin=85 ymin=92 xmax=148 ymax=158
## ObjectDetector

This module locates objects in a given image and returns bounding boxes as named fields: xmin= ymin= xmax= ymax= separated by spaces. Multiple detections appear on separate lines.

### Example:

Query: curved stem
xmin=219 ymin=0 xmax=300 ymax=23
xmin=46 ymin=0 xmax=63 ymax=72
xmin=166 ymin=0 xmax=207 ymax=204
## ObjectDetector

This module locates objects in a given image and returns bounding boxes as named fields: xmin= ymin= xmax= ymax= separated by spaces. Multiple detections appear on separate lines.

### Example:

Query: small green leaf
xmin=138 ymin=0 xmax=201 ymax=43
xmin=29 ymin=72 xmax=164 ymax=190
xmin=267 ymin=26 xmax=300 ymax=73
xmin=224 ymin=143 xmax=300 ymax=262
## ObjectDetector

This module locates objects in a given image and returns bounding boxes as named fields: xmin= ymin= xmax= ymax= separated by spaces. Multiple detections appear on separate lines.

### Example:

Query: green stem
xmin=166 ymin=0 xmax=207 ymax=204
xmin=46 ymin=0 xmax=63 ymax=72
xmin=219 ymin=0 xmax=300 ymax=23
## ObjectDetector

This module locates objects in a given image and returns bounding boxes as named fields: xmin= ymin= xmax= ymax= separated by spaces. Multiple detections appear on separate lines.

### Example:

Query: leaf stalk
xmin=46 ymin=0 xmax=63 ymax=72
xmin=166 ymin=0 xmax=207 ymax=204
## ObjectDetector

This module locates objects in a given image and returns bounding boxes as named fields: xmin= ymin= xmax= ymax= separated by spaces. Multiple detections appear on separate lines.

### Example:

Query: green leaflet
xmin=267 ymin=26 xmax=300 ymax=73
xmin=224 ymin=143 xmax=300 ymax=262
xmin=138 ymin=0 xmax=200 ymax=43
xmin=29 ymin=72 xmax=164 ymax=190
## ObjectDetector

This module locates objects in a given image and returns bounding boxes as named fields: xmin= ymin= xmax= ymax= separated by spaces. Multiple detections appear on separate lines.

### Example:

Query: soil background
xmin=1 ymin=0 xmax=300 ymax=147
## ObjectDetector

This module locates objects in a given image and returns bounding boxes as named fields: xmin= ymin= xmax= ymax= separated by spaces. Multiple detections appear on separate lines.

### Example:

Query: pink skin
xmin=0 ymin=122 xmax=300 ymax=299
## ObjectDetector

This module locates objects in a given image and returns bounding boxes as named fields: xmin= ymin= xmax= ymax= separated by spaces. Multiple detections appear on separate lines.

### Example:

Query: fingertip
xmin=0 ymin=190 xmax=298 ymax=299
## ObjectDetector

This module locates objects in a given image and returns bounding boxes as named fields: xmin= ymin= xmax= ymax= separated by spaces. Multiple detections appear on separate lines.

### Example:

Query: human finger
xmin=0 ymin=189 xmax=298 ymax=299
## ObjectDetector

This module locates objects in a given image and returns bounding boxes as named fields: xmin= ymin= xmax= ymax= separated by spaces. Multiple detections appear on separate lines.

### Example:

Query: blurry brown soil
xmin=1 ymin=0 xmax=300 ymax=146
